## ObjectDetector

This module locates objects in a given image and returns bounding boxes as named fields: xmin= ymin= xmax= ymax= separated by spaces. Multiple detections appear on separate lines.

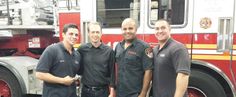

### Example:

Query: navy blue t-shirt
xmin=115 ymin=39 xmax=153 ymax=97
xmin=36 ymin=42 xmax=81 ymax=97
xmin=153 ymin=38 xmax=190 ymax=97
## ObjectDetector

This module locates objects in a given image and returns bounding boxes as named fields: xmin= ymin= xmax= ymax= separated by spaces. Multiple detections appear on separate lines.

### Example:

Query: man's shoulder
xmin=102 ymin=43 xmax=113 ymax=50
xmin=115 ymin=41 xmax=123 ymax=49
xmin=78 ymin=43 xmax=90 ymax=50
xmin=170 ymin=40 xmax=186 ymax=48
xmin=153 ymin=45 xmax=159 ymax=52
xmin=136 ymin=39 xmax=150 ymax=48
xmin=169 ymin=39 xmax=188 ymax=53
xmin=45 ymin=42 xmax=61 ymax=51
xmin=79 ymin=43 xmax=89 ymax=48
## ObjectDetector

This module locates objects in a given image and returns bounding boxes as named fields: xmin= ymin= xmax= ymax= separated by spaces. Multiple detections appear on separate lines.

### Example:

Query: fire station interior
xmin=0 ymin=0 xmax=185 ymax=57
xmin=0 ymin=0 xmax=235 ymax=97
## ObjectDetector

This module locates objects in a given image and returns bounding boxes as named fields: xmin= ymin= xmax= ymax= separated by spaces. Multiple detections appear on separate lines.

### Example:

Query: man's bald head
xmin=121 ymin=18 xmax=137 ymax=29
xmin=121 ymin=18 xmax=138 ymax=42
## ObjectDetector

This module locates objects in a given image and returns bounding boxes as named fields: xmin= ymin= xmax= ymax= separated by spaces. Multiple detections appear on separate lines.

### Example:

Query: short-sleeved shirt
xmin=153 ymin=38 xmax=191 ymax=97
xmin=36 ymin=42 xmax=81 ymax=97
xmin=115 ymin=38 xmax=153 ymax=97
xmin=77 ymin=43 xmax=115 ymax=87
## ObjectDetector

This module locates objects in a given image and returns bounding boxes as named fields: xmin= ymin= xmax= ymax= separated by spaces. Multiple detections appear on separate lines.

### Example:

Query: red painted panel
xmin=0 ymin=30 xmax=59 ymax=57
xmin=99 ymin=33 xmax=236 ymax=46
xmin=206 ymin=60 xmax=235 ymax=87
xmin=59 ymin=12 xmax=81 ymax=43
xmin=144 ymin=33 xmax=218 ymax=45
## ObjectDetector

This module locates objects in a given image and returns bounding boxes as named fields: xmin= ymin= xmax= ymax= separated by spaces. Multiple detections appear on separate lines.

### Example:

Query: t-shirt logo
xmin=59 ymin=60 xmax=65 ymax=63
xmin=128 ymin=50 xmax=137 ymax=55
xmin=75 ymin=60 xmax=79 ymax=64
xmin=160 ymin=54 xmax=165 ymax=57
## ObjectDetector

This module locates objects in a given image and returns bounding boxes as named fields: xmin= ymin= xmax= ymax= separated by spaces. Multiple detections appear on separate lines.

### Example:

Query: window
xmin=149 ymin=0 xmax=185 ymax=25
xmin=97 ymin=0 xmax=140 ymax=28
xmin=57 ymin=0 xmax=80 ymax=11
xmin=217 ymin=18 xmax=233 ymax=52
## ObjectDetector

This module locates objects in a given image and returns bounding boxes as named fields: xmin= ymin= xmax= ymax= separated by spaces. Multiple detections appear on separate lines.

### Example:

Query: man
xmin=36 ymin=23 xmax=81 ymax=97
xmin=152 ymin=19 xmax=191 ymax=97
xmin=77 ymin=22 xmax=115 ymax=97
xmin=115 ymin=18 xmax=153 ymax=97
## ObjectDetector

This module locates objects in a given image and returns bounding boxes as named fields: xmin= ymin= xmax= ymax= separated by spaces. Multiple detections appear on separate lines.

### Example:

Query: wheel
xmin=188 ymin=70 xmax=227 ymax=97
xmin=0 ymin=67 xmax=23 ymax=97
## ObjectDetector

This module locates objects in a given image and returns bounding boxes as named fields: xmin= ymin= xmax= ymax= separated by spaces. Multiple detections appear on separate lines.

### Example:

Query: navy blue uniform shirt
xmin=115 ymin=38 xmax=153 ymax=97
xmin=36 ymin=42 xmax=81 ymax=97
xmin=153 ymin=38 xmax=190 ymax=97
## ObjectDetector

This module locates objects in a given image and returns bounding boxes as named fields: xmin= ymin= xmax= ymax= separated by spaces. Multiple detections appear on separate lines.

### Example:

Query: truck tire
xmin=0 ymin=67 xmax=23 ymax=97
xmin=188 ymin=70 xmax=227 ymax=97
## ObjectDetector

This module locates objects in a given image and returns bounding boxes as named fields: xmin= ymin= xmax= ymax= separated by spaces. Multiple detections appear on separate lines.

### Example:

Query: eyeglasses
xmin=68 ymin=32 xmax=79 ymax=37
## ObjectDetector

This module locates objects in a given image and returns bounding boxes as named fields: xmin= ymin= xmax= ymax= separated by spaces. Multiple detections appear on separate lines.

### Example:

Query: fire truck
xmin=0 ymin=0 xmax=58 ymax=97
xmin=0 ymin=0 xmax=236 ymax=97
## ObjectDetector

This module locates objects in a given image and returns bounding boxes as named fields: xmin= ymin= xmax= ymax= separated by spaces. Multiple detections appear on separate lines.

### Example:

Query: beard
xmin=123 ymin=33 xmax=136 ymax=43
xmin=125 ymin=37 xmax=136 ymax=43
xmin=158 ymin=36 xmax=170 ymax=44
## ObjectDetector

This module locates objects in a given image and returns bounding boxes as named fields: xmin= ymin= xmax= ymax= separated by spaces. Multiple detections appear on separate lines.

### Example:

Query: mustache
xmin=123 ymin=32 xmax=135 ymax=35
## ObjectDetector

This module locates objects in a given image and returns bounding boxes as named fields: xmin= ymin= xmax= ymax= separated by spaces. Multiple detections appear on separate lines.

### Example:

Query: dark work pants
xmin=81 ymin=85 xmax=109 ymax=97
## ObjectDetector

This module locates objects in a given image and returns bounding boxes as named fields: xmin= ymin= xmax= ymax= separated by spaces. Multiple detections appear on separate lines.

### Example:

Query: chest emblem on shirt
xmin=75 ymin=60 xmax=79 ymax=64
xmin=160 ymin=54 xmax=165 ymax=57
xmin=59 ymin=60 xmax=65 ymax=63
xmin=128 ymin=50 xmax=137 ymax=55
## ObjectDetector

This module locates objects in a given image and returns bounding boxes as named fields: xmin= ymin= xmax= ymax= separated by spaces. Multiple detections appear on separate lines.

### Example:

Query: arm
xmin=138 ymin=69 xmax=152 ymax=97
xmin=174 ymin=72 xmax=189 ymax=97
xmin=109 ymin=87 xmax=115 ymax=97
xmin=108 ymin=50 xmax=116 ymax=97
xmin=172 ymin=46 xmax=191 ymax=97
xmin=36 ymin=72 xmax=75 ymax=86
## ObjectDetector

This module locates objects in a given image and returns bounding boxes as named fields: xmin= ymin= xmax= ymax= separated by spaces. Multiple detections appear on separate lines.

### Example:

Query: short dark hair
xmin=157 ymin=19 xmax=170 ymax=25
xmin=156 ymin=19 xmax=171 ymax=29
xmin=63 ymin=23 xmax=78 ymax=34
xmin=87 ymin=21 xmax=102 ymax=32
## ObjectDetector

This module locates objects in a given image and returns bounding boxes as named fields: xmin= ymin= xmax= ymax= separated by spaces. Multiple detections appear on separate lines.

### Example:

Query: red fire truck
xmin=0 ymin=0 xmax=236 ymax=97
xmin=77 ymin=0 xmax=236 ymax=97
xmin=0 ymin=0 xmax=58 ymax=97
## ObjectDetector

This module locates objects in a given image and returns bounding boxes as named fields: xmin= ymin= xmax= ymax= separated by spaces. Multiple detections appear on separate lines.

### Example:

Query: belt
xmin=83 ymin=84 xmax=107 ymax=91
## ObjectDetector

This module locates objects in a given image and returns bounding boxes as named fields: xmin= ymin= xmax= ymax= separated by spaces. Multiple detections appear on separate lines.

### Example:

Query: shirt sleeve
xmin=172 ymin=46 xmax=191 ymax=75
xmin=142 ymin=45 xmax=153 ymax=71
xmin=36 ymin=46 xmax=54 ymax=73
xmin=109 ymin=49 xmax=116 ymax=87
xmin=77 ymin=46 xmax=84 ymax=75
xmin=75 ymin=51 xmax=82 ymax=75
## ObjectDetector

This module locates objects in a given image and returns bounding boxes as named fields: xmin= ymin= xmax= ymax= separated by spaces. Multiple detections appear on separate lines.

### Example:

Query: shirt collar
xmin=59 ymin=42 xmax=67 ymax=51
xmin=158 ymin=38 xmax=173 ymax=50
xmin=59 ymin=42 xmax=75 ymax=54
xmin=121 ymin=38 xmax=138 ymax=48
xmin=87 ymin=42 xmax=105 ymax=49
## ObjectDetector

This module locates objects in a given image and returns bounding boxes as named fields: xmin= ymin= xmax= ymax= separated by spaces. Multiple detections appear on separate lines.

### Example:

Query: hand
xmin=138 ymin=93 xmax=146 ymax=97
xmin=108 ymin=91 xmax=115 ymax=97
xmin=62 ymin=76 xmax=74 ymax=86
xmin=108 ymin=87 xmax=115 ymax=97
xmin=108 ymin=94 xmax=113 ymax=97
